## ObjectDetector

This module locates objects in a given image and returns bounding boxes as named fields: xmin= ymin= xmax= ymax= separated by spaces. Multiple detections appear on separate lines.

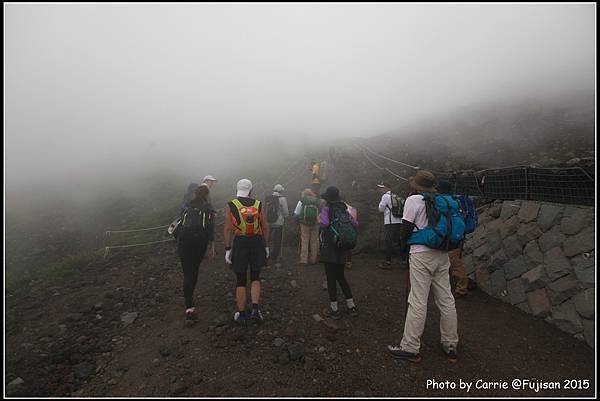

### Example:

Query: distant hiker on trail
xmin=174 ymin=185 xmax=216 ymax=325
xmin=200 ymin=175 xmax=218 ymax=204
xmin=311 ymin=160 xmax=321 ymax=186
xmin=223 ymin=179 xmax=270 ymax=323
xmin=387 ymin=170 xmax=460 ymax=363
xmin=328 ymin=146 xmax=336 ymax=167
xmin=294 ymin=187 xmax=320 ymax=264
xmin=319 ymin=160 xmax=328 ymax=183
xmin=266 ymin=184 xmax=289 ymax=268
xmin=377 ymin=182 xmax=404 ymax=270
xmin=319 ymin=186 xmax=358 ymax=319
xmin=437 ymin=180 xmax=476 ymax=297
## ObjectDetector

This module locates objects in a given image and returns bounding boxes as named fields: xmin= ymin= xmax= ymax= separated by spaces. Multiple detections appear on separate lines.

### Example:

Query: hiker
xmin=387 ymin=170 xmax=460 ymax=363
xmin=293 ymin=187 xmax=320 ymax=264
xmin=311 ymin=160 xmax=321 ymax=186
xmin=319 ymin=186 xmax=358 ymax=319
xmin=174 ymin=185 xmax=216 ymax=324
xmin=266 ymin=184 xmax=289 ymax=268
xmin=437 ymin=180 xmax=475 ymax=297
xmin=344 ymin=202 xmax=358 ymax=269
xmin=320 ymin=160 xmax=328 ymax=183
xmin=200 ymin=175 xmax=218 ymax=204
xmin=223 ymin=179 xmax=270 ymax=323
xmin=377 ymin=182 xmax=404 ymax=269
xmin=328 ymin=146 xmax=336 ymax=167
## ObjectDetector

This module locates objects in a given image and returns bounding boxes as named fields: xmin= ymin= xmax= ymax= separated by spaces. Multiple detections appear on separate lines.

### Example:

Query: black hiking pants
xmin=385 ymin=224 xmax=402 ymax=262
xmin=177 ymin=238 xmax=208 ymax=309
xmin=324 ymin=262 xmax=353 ymax=302
xmin=270 ymin=226 xmax=283 ymax=262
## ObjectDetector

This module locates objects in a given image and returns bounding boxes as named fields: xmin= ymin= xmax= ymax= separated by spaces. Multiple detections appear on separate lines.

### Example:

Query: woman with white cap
xmin=223 ymin=179 xmax=270 ymax=323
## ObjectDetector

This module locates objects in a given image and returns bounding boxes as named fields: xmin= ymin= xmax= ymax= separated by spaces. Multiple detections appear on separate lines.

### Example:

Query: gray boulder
xmin=524 ymin=241 xmax=543 ymax=267
xmin=543 ymin=247 xmax=571 ymax=281
xmin=504 ymin=256 xmax=527 ymax=280
xmin=522 ymin=266 xmax=549 ymax=292
xmin=507 ymin=278 xmax=527 ymax=305
xmin=527 ymin=289 xmax=552 ymax=317
xmin=503 ymin=236 xmax=523 ymax=258
xmin=537 ymin=204 xmax=563 ymax=232
xmin=546 ymin=275 xmax=579 ymax=305
xmin=538 ymin=226 xmax=566 ymax=253
xmin=552 ymin=301 xmax=583 ymax=334
xmin=562 ymin=227 xmax=594 ymax=257
xmin=582 ymin=319 xmax=595 ymax=349
xmin=572 ymin=289 xmax=595 ymax=319
xmin=560 ymin=206 xmax=590 ymax=236
xmin=500 ymin=201 xmax=520 ymax=220
xmin=518 ymin=202 xmax=540 ymax=223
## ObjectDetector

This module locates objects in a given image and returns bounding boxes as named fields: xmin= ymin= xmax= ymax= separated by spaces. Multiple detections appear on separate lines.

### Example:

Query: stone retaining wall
xmin=463 ymin=200 xmax=595 ymax=348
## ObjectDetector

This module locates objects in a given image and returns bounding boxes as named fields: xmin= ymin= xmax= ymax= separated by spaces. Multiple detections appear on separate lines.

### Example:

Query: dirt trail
xmin=5 ymin=242 xmax=595 ymax=397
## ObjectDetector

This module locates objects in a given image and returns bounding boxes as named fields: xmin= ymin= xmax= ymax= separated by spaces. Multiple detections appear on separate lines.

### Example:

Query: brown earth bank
xmin=5 ymin=242 xmax=595 ymax=397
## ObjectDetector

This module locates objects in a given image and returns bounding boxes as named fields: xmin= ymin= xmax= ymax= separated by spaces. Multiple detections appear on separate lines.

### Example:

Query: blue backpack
xmin=407 ymin=193 xmax=466 ymax=251
xmin=456 ymin=194 xmax=478 ymax=234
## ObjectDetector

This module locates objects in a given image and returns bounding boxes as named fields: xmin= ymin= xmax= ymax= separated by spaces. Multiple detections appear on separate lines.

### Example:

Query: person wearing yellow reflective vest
xmin=223 ymin=179 xmax=270 ymax=323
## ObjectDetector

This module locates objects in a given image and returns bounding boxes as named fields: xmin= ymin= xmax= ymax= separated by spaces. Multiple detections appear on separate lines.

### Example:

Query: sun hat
xmin=409 ymin=170 xmax=437 ymax=193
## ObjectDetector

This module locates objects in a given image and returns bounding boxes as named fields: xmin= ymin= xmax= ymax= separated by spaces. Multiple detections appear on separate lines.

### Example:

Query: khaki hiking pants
xmin=400 ymin=250 xmax=458 ymax=354
xmin=300 ymin=223 xmax=319 ymax=264
xmin=449 ymin=248 xmax=469 ymax=295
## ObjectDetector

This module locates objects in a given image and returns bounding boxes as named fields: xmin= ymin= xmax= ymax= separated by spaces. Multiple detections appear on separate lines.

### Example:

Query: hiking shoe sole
xmin=387 ymin=346 xmax=422 ymax=363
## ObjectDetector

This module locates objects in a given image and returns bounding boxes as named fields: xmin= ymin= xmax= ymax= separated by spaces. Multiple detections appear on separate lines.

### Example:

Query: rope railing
xmin=105 ymin=224 xmax=170 ymax=236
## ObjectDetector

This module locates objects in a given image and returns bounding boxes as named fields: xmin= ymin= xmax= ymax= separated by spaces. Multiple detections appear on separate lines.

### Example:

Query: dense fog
xmin=5 ymin=3 xmax=595 ymax=203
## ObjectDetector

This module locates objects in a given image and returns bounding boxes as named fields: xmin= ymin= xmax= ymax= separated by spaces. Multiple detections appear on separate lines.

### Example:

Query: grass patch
xmin=6 ymin=249 xmax=104 ymax=292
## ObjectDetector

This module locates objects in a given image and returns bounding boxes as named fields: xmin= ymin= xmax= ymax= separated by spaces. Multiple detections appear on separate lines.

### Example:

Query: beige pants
xmin=400 ymin=250 xmax=458 ymax=354
xmin=300 ymin=223 xmax=319 ymax=264
xmin=449 ymin=248 xmax=469 ymax=295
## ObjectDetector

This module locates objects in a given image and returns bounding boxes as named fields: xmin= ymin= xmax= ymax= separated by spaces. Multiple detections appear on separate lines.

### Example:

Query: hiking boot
xmin=348 ymin=306 xmax=358 ymax=317
xmin=233 ymin=311 xmax=247 ymax=324
xmin=324 ymin=307 xmax=341 ymax=320
xmin=345 ymin=261 xmax=352 ymax=270
xmin=442 ymin=344 xmax=458 ymax=363
xmin=250 ymin=309 xmax=264 ymax=323
xmin=387 ymin=345 xmax=421 ymax=362
xmin=185 ymin=308 xmax=198 ymax=326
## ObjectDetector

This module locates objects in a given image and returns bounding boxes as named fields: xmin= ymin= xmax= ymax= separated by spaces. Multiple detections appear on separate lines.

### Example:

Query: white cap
xmin=236 ymin=179 xmax=253 ymax=197
xmin=273 ymin=184 xmax=285 ymax=192
xmin=203 ymin=175 xmax=217 ymax=183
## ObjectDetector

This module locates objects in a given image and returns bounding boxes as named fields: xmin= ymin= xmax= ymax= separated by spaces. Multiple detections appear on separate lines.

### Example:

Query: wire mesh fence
xmin=437 ymin=166 xmax=594 ymax=206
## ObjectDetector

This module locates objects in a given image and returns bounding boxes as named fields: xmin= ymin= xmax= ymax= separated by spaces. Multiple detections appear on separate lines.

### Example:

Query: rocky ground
xmin=5 ymin=240 xmax=595 ymax=397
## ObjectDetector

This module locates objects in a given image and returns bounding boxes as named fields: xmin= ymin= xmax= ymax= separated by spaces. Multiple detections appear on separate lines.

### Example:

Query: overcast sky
xmin=4 ymin=3 xmax=595 ymax=190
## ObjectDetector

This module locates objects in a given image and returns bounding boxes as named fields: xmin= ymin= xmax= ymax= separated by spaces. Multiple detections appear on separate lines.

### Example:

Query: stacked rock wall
xmin=463 ymin=200 xmax=595 ymax=348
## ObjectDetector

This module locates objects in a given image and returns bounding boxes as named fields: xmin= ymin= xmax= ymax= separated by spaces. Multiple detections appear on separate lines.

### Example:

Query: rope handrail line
xmin=362 ymin=144 xmax=420 ymax=170
xmin=105 ymin=224 xmax=170 ymax=234
xmin=356 ymin=144 xmax=409 ymax=182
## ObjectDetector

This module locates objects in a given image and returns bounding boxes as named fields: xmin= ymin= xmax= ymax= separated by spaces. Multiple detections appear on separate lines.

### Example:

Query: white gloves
xmin=265 ymin=247 xmax=270 ymax=259
xmin=225 ymin=249 xmax=232 ymax=264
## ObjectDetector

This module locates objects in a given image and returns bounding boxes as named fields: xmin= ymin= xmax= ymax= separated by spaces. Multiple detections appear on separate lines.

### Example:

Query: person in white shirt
xmin=377 ymin=182 xmax=403 ymax=269
xmin=386 ymin=170 xmax=459 ymax=364
xmin=268 ymin=184 xmax=290 ymax=267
